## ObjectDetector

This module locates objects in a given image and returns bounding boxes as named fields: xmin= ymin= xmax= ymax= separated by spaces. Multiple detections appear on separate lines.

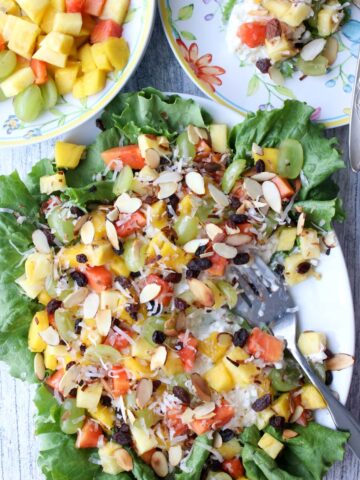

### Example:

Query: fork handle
xmin=289 ymin=345 xmax=360 ymax=459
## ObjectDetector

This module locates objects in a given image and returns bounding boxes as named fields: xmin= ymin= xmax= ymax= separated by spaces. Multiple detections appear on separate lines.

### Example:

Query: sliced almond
xmin=73 ymin=214 xmax=90 ymax=236
xmin=157 ymin=182 xmax=178 ymax=200
xmin=136 ymin=378 xmax=153 ymax=408
xmin=139 ymin=165 xmax=159 ymax=181
xmin=114 ymin=449 xmax=133 ymax=471
xmin=205 ymin=223 xmax=224 ymax=242
xmin=180 ymin=407 xmax=194 ymax=424
xmin=63 ymin=287 xmax=88 ymax=308
xmin=145 ymin=148 xmax=161 ymax=169
xmin=323 ymin=231 xmax=336 ymax=249
xmin=282 ymin=429 xmax=299 ymax=440
xmin=106 ymin=209 xmax=119 ymax=222
xmin=325 ymin=353 xmax=354 ymax=371
xmin=252 ymin=143 xmax=263 ymax=156
xmin=39 ymin=326 xmax=60 ymax=346
xmin=194 ymin=126 xmax=208 ymax=140
xmin=188 ymin=279 xmax=214 ymax=307
xmin=191 ymin=373 xmax=212 ymax=402
xmin=193 ymin=401 xmax=216 ymax=419
xmin=262 ymin=181 xmax=282 ymax=213
xmin=225 ymin=223 xmax=240 ymax=235
xmin=140 ymin=283 xmax=161 ymax=303
xmin=32 ymin=230 xmax=50 ymax=253
xmin=296 ymin=212 xmax=306 ymax=235
xmin=300 ymin=38 xmax=326 ymax=61
xmin=289 ymin=405 xmax=304 ymax=423
xmin=115 ymin=193 xmax=142 ymax=214
xmin=251 ymin=172 xmax=277 ymax=182
xmin=208 ymin=183 xmax=229 ymax=207
xmin=154 ymin=171 xmax=182 ymax=184
xmin=34 ymin=353 xmax=45 ymax=380
xmin=187 ymin=125 xmax=200 ymax=145
xmin=80 ymin=220 xmax=95 ymax=245
xmin=95 ymin=309 xmax=112 ymax=336
xmin=83 ymin=292 xmax=100 ymax=319
xmin=127 ymin=409 xmax=136 ymax=424
xmin=150 ymin=345 xmax=168 ymax=370
xmin=213 ymin=432 xmax=223 ymax=448
xmin=244 ymin=178 xmax=262 ymax=200
xmin=213 ymin=242 xmax=237 ymax=259
xmin=151 ymin=451 xmax=168 ymax=478
xmin=226 ymin=233 xmax=252 ymax=246
xmin=169 ymin=445 xmax=183 ymax=467
xmin=183 ymin=238 xmax=209 ymax=253
xmin=59 ymin=364 xmax=81 ymax=396
xmin=105 ymin=219 xmax=119 ymax=250
xmin=185 ymin=171 xmax=205 ymax=195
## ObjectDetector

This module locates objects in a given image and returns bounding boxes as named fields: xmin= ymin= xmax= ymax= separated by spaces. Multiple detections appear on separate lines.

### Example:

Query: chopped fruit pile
xmin=0 ymin=0 xmax=130 ymax=121
xmin=21 ymin=125 xmax=343 ymax=478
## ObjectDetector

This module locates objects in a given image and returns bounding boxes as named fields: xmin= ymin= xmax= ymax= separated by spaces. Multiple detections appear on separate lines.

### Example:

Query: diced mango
xmin=72 ymin=69 xmax=106 ymax=98
xmin=103 ymin=37 xmax=129 ymax=70
xmin=25 ymin=253 xmax=52 ymax=282
xmin=53 ymin=12 xmax=82 ymax=35
xmin=162 ymin=350 xmax=184 ymax=376
xmin=223 ymin=359 xmax=259 ymax=387
xmin=79 ymin=43 xmax=97 ymax=72
xmin=16 ymin=0 xmax=49 ymax=24
xmin=28 ymin=311 xmax=49 ymax=352
xmin=40 ymin=172 xmax=67 ymax=194
xmin=179 ymin=194 xmax=194 ymax=215
xmin=258 ymin=432 xmax=284 ymax=459
xmin=54 ymin=62 xmax=80 ymax=95
xmin=109 ymin=255 xmax=130 ymax=277
xmin=44 ymin=344 xmax=73 ymax=369
xmin=298 ymin=331 xmax=326 ymax=356
xmin=204 ymin=362 xmax=235 ymax=393
xmin=100 ymin=0 xmax=129 ymax=24
xmin=76 ymin=382 xmax=103 ymax=411
xmin=226 ymin=345 xmax=250 ymax=362
xmin=271 ymin=393 xmax=291 ymax=421
xmin=40 ymin=6 xmax=57 ymax=33
xmin=301 ymin=385 xmax=327 ymax=410
xmin=38 ymin=290 xmax=52 ymax=306
xmin=90 ymin=405 xmax=115 ymax=430
xmin=16 ymin=274 xmax=44 ymax=299
xmin=217 ymin=438 xmax=242 ymax=460
xmin=252 ymin=147 xmax=279 ymax=173
xmin=284 ymin=253 xmax=312 ymax=286
xmin=91 ymin=42 xmax=113 ymax=71
xmin=123 ymin=357 xmax=151 ymax=379
xmin=55 ymin=141 xmax=85 ymax=169
xmin=199 ymin=332 xmax=232 ymax=362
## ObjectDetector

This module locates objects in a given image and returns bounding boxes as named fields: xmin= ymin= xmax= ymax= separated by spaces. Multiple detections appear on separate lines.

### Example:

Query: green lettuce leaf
xmin=125 ymin=448 xmax=158 ymax=480
xmin=229 ymin=101 xmax=344 ymax=200
xmin=175 ymin=435 xmax=212 ymax=480
xmin=63 ymin=181 xmax=116 ymax=207
xmin=222 ymin=0 xmax=237 ymax=21
xmin=25 ymin=158 xmax=55 ymax=197
xmin=102 ymin=88 xmax=212 ymax=143
xmin=294 ymin=198 xmax=345 ymax=230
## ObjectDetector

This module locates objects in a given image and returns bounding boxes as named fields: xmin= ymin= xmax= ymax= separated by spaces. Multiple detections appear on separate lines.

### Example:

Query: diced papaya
xmin=76 ymin=418 xmax=103 ymax=448
xmin=247 ymin=327 xmax=284 ymax=363
xmin=271 ymin=176 xmax=295 ymax=199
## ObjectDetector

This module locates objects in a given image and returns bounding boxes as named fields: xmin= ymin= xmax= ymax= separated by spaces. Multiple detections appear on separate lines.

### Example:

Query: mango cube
xmin=258 ymin=433 xmax=284 ymax=459
xmin=91 ymin=42 xmax=113 ymax=71
xmin=90 ymin=405 xmax=115 ymax=430
xmin=253 ymin=147 xmax=279 ymax=172
xmin=0 ymin=67 xmax=35 ymax=97
xmin=53 ymin=12 xmax=82 ymax=35
xmin=72 ymin=69 xmax=106 ymax=98
xmin=271 ymin=393 xmax=291 ymax=421
xmin=54 ymin=62 xmax=80 ymax=95
xmin=50 ymin=0 xmax=65 ymax=11
xmin=55 ymin=141 xmax=85 ymax=169
xmin=16 ymin=0 xmax=49 ymax=24
xmin=28 ymin=311 xmax=49 ymax=352
xmin=301 ymin=385 xmax=327 ymax=410
xmin=100 ymin=0 xmax=129 ymax=24
xmin=204 ymin=362 xmax=235 ymax=393
xmin=103 ymin=37 xmax=129 ymax=70
xmin=79 ymin=43 xmax=96 ymax=72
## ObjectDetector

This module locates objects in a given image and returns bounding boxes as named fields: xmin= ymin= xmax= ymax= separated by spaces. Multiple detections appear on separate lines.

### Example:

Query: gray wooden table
xmin=0 ymin=14 xmax=359 ymax=480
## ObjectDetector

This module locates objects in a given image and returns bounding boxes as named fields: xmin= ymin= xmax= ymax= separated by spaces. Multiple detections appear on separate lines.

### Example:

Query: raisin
xmin=233 ymin=252 xmax=250 ymax=265
xmin=208 ymin=458 xmax=222 ymax=471
xmin=233 ymin=328 xmax=249 ymax=348
xmin=115 ymin=276 xmax=132 ymax=289
xmin=46 ymin=299 xmax=62 ymax=314
xmin=229 ymin=213 xmax=248 ymax=224
xmin=130 ymin=271 xmax=141 ymax=279
xmin=41 ymin=228 xmax=56 ymax=246
xmin=173 ymin=386 xmax=191 ymax=404
xmin=76 ymin=254 xmax=88 ymax=264
xmin=113 ymin=242 xmax=124 ymax=255
xmin=256 ymin=58 xmax=271 ymax=74
xmin=70 ymin=206 xmax=85 ymax=217
xmin=266 ymin=18 xmax=281 ymax=39
xmin=229 ymin=196 xmax=241 ymax=209
xmin=296 ymin=262 xmax=311 ymax=275
xmin=174 ymin=298 xmax=189 ymax=311
xmin=187 ymin=258 xmax=212 ymax=271
xmin=269 ymin=415 xmax=285 ymax=429
xmin=255 ymin=160 xmax=265 ymax=173
xmin=125 ymin=303 xmax=140 ymax=320
xmin=168 ymin=194 xmax=180 ymax=213
xmin=252 ymin=393 xmax=272 ymax=412
xmin=219 ymin=429 xmax=235 ymax=442
xmin=186 ymin=269 xmax=200 ymax=279
xmin=100 ymin=395 xmax=112 ymax=407
xmin=152 ymin=379 xmax=161 ymax=392
xmin=143 ymin=195 xmax=158 ymax=205
xmin=152 ymin=330 xmax=166 ymax=344
xmin=325 ymin=370 xmax=333 ymax=386
xmin=96 ymin=118 xmax=105 ymax=131
xmin=164 ymin=271 xmax=182 ymax=283
xmin=70 ymin=271 xmax=88 ymax=287
xmin=203 ymin=162 xmax=221 ymax=173
xmin=113 ymin=424 xmax=132 ymax=446
xmin=274 ymin=264 xmax=285 ymax=276
xmin=79 ymin=344 xmax=86 ymax=353
xmin=66 ymin=361 xmax=76 ymax=370
xmin=195 ymin=244 xmax=207 ymax=257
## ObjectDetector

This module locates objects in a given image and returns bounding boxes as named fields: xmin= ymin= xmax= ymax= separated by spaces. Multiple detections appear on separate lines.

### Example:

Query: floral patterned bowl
xmin=159 ymin=0 xmax=360 ymax=127
xmin=0 ymin=0 xmax=156 ymax=148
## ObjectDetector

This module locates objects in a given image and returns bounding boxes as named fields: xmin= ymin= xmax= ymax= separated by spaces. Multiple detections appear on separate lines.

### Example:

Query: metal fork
xmin=231 ymin=256 xmax=360 ymax=458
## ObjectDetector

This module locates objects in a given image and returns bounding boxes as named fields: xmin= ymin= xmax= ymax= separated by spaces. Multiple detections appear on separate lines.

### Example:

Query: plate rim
xmin=158 ymin=0 xmax=352 ymax=129
xmin=0 ymin=0 xmax=157 ymax=149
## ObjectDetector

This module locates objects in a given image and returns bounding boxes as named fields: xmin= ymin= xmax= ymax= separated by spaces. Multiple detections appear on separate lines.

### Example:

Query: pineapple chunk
xmin=25 ymin=253 xmax=52 ymax=282
xmin=44 ymin=344 xmax=73 ymax=369
xmin=162 ymin=350 xmax=184 ymax=376
xmin=281 ymin=3 xmax=312 ymax=27
xmin=223 ymin=358 xmax=259 ymax=387
xmin=15 ymin=274 xmax=43 ymax=299
xmin=100 ymin=289 xmax=124 ymax=312
xmin=16 ymin=0 xmax=49 ymax=24
xmin=53 ymin=12 xmax=82 ymax=35
xmin=0 ymin=0 xmax=20 ymax=14
xmin=40 ymin=6 xmax=56 ymax=33
xmin=103 ymin=37 xmax=129 ymax=70
xmin=1 ymin=13 xmax=16 ymax=41
xmin=131 ymin=337 xmax=155 ymax=361
xmin=50 ymin=0 xmax=65 ymax=11
xmin=28 ymin=311 xmax=49 ymax=352
xmin=76 ymin=382 xmax=103 ymax=411
xmin=38 ymin=290 xmax=52 ymax=306
xmin=33 ymin=45 xmax=67 ymax=67
xmin=40 ymin=172 xmax=67 ymax=194
xmin=198 ymin=332 xmax=232 ymax=362
xmin=42 ymin=31 xmax=74 ymax=54
xmin=209 ymin=124 xmax=228 ymax=153
xmin=100 ymin=0 xmax=129 ymax=24
xmin=204 ymin=362 xmax=235 ymax=393
xmin=276 ymin=227 xmax=297 ymax=252
xmin=284 ymin=253 xmax=312 ymax=286
xmin=91 ymin=42 xmax=113 ymax=71
xmin=130 ymin=420 xmax=157 ymax=455
xmin=99 ymin=442 xmax=125 ymax=475
xmin=109 ymin=255 xmax=130 ymax=277
xmin=271 ymin=393 xmax=291 ymax=421
xmin=301 ymin=385 xmax=327 ymax=409
xmin=258 ymin=433 xmax=284 ymax=459
xmin=72 ymin=70 xmax=106 ymax=98
xmin=55 ymin=141 xmax=85 ymax=169
xmin=7 ymin=17 xmax=40 ymax=58
xmin=298 ymin=331 xmax=326 ymax=356
xmin=123 ymin=357 xmax=151 ymax=379
xmin=90 ymin=405 xmax=115 ymax=430
xmin=137 ymin=134 xmax=170 ymax=158
xmin=318 ymin=6 xmax=341 ymax=37
xmin=178 ymin=195 xmax=194 ymax=216
xmin=253 ymin=147 xmax=279 ymax=172
xmin=79 ymin=43 xmax=96 ymax=72
xmin=256 ymin=407 xmax=275 ymax=430
xmin=299 ymin=229 xmax=320 ymax=260
xmin=265 ymin=36 xmax=297 ymax=63
xmin=262 ymin=0 xmax=290 ymax=18
xmin=217 ymin=438 xmax=242 ymax=460
xmin=54 ymin=62 xmax=80 ymax=95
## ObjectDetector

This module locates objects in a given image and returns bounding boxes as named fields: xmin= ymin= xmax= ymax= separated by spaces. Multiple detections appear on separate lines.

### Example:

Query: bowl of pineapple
xmin=0 ymin=0 xmax=156 ymax=146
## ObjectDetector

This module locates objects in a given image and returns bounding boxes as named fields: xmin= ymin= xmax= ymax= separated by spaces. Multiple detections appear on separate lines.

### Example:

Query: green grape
xmin=196 ymin=199 xmax=214 ymax=222
xmin=0 ymin=88 xmax=7 ymax=102
xmin=174 ymin=215 xmax=200 ymax=245
xmin=141 ymin=317 xmax=165 ymax=345
xmin=113 ymin=165 xmax=134 ymax=195
xmin=40 ymin=78 xmax=58 ymax=109
xmin=269 ymin=360 xmax=302 ymax=392
xmin=296 ymin=55 xmax=328 ymax=76
xmin=84 ymin=345 xmax=122 ymax=365
xmin=60 ymin=399 xmax=85 ymax=435
xmin=216 ymin=280 xmax=238 ymax=308
xmin=47 ymin=206 xmax=75 ymax=243
xmin=221 ymin=159 xmax=246 ymax=194
xmin=54 ymin=309 xmax=75 ymax=343
xmin=206 ymin=473 xmax=232 ymax=480
xmin=278 ymin=139 xmax=304 ymax=179
xmin=176 ymin=131 xmax=196 ymax=159
xmin=13 ymin=84 xmax=44 ymax=122
xmin=123 ymin=238 xmax=146 ymax=272
xmin=0 ymin=50 xmax=17 ymax=80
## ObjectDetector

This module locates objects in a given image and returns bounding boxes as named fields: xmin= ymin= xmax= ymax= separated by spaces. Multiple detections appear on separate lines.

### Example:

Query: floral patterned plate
xmin=159 ymin=0 xmax=360 ymax=127
xmin=0 ymin=0 xmax=156 ymax=148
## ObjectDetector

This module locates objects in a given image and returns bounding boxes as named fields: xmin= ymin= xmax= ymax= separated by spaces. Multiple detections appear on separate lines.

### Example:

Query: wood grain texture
xmin=0 ymin=13 xmax=359 ymax=480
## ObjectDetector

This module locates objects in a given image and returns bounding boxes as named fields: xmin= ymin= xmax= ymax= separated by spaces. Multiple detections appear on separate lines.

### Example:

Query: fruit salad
xmin=0 ymin=0 xmax=130 ymax=122
xmin=225 ymin=0 xmax=348 ymax=80
xmin=0 ymin=90 xmax=352 ymax=480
